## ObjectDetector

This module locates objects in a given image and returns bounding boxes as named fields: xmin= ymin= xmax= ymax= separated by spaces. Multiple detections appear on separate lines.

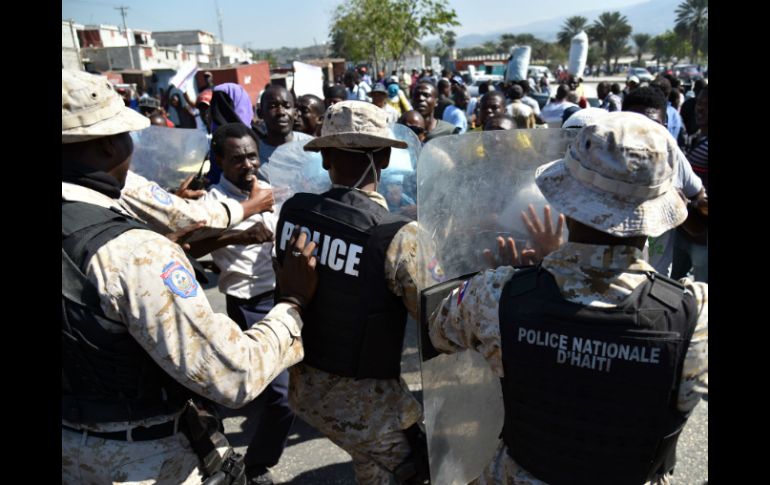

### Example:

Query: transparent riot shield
xmin=379 ymin=124 xmax=420 ymax=220
xmin=130 ymin=126 xmax=210 ymax=191
xmin=262 ymin=124 xmax=421 ymax=214
xmin=416 ymin=128 xmax=573 ymax=484
xmin=260 ymin=137 xmax=327 ymax=212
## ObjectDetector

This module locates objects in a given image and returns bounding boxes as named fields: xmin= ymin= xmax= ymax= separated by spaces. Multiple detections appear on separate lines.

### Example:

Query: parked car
xmin=528 ymin=65 xmax=556 ymax=85
xmin=627 ymin=67 xmax=654 ymax=83
xmin=676 ymin=65 xmax=704 ymax=84
xmin=467 ymin=77 xmax=502 ymax=98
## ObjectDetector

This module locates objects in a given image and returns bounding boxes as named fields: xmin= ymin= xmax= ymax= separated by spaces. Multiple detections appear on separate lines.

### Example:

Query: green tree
xmin=251 ymin=49 xmax=278 ymax=68
xmin=632 ymin=33 xmax=651 ymax=66
xmin=652 ymin=30 xmax=691 ymax=67
xmin=329 ymin=0 xmax=459 ymax=73
xmin=499 ymin=33 xmax=518 ymax=52
xmin=539 ymin=43 xmax=567 ymax=65
xmin=482 ymin=41 xmax=499 ymax=54
xmin=588 ymin=11 xmax=632 ymax=74
xmin=586 ymin=44 xmax=602 ymax=74
xmin=557 ymin=16 xmax=588 ymax=49
xmin=675 ymin=0 xmax=708 ymax=63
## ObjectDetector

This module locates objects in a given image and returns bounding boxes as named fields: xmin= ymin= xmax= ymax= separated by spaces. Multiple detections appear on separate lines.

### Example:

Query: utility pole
xmin=214 ymin=0 xmax=224 ymax=67
xmin=215 ymin=0 xmax=224 ymax=42
xmin=68 ymin=19 xmax=83 ymax=70
xmin=115 ymin=6 xmax=135 ymax=69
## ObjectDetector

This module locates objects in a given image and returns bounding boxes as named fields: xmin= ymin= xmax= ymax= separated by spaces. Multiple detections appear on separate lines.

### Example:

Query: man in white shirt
xmin=541 ymin=84 xmax=579 ymax=127
xmin=202 ymin=122 xmax=288 ymax=485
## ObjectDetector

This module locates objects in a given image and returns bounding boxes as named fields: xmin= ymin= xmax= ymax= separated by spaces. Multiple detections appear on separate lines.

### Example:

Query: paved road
xmin=201 ymin=244 xmax=707 ymax=484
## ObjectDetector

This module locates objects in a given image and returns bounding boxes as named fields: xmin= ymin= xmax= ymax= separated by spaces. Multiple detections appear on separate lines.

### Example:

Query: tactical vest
xmin=62 ymin=200 xmax=193 ymax=425
xmin=498 ymin=266 xmax=697 ymax=485
xmin=276 ymin=188 xmax=411 ymax=379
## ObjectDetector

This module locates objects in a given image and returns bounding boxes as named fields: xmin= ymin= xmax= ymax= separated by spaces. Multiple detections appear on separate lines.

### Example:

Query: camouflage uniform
xmin=120 ymin=170 xmax=245 ymax=241
xmin=62 ymin=182 xmax=305 ymax=484
xmin=288 ymin=189 xmax=424 ymax=484
xmin=428 ymin=242 xmax=708 ymax=485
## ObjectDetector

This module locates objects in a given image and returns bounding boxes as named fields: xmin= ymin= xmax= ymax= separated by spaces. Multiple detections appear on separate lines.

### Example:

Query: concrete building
xmin=76 ymin=24 xmax=152 ymax=49
xmin=153 ymin=30 xmax=251 ymax=67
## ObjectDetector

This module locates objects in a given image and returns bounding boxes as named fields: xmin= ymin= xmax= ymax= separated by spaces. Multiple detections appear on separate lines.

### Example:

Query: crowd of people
xmin=62 ymin=60 xmax=707 ymax=485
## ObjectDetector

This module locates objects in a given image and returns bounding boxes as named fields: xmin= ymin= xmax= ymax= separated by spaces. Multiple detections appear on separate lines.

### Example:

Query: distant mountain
xmin=452 ymin=0 xmax=679 ymax=48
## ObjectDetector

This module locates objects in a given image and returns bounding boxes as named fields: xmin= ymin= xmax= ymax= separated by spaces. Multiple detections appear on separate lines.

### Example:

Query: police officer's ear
xmin=100 ymin=132 xmax=133 ymax=164
xmin=375 ymin=147 xmax=391 ymax=170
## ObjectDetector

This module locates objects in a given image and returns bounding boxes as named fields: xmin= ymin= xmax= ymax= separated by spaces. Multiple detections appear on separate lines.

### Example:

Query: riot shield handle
xmin=418 ymin=272 xmax=479 ymax=362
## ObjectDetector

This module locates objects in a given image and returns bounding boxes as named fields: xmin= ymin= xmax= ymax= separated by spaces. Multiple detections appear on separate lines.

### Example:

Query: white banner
xmin=292 ymin=61 xmax=324 ymax=99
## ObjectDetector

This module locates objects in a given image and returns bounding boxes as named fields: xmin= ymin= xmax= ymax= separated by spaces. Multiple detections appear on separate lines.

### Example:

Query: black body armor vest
xmin=276 ymin=188 xmax=411 ymax=379
xmin=62 ymin=200 xmax=192 ymax=425
xmin=498 ymin=266 xmax=697 ymax=485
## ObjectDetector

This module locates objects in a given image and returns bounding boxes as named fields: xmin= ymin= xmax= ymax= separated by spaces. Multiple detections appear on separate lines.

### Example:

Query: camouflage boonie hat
xmin=536 ymin=111 xmax=687 ymax=237
xmin=562 ymin=107 xmax=608 ymax=130
xmin=62 ymin=69 xmax=150 ymax=143
xmin=303 ymin=100 xmax=407 ymax=152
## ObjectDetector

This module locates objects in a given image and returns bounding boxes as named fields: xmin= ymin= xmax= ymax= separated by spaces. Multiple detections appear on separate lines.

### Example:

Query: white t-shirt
xmin=204 ymin=176 xmax=277 ymax=299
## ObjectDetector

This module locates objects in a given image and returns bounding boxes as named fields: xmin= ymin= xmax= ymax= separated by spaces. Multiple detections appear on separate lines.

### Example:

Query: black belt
xmin=62 ymin=418 xmax=178 ymax=442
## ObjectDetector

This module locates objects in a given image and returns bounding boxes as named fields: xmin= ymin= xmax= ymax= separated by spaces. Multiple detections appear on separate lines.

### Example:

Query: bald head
xmin=398 ymin=110 xmax=427 ymax=141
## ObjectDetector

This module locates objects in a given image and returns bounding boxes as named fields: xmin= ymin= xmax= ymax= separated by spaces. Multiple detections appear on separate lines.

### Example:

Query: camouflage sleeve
xmin=427 ymin=266 xmax=517 ymax=376
xmin=384 ymin=222 xmax=422 ymax=320
xmin=120 ymin=171 xmax=244 ymax=241
xmin=87 ymin=229 xmax=303 ymax=409
xmin=677 ymin=279 xmax=708 ymax=412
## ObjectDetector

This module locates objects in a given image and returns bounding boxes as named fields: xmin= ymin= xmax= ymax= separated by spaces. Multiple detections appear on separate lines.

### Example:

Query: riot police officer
xmin=61 ymin=69 xmax=318 ymax=484
xmin=426 ymin=112 xmax=708 ymax=485
xmin=275 ymin=101 xmax=429 ymax=484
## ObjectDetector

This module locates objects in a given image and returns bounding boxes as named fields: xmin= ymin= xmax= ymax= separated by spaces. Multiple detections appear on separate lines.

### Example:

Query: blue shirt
xmin=442 ymin=105 xmax=468 ymax=134
xmin=666 ymin=103 xmax=683 ymax=141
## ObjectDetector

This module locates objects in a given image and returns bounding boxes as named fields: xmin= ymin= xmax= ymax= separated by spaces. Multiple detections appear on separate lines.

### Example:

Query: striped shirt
xmin=688 ymin=136 xmax=708 ymax=191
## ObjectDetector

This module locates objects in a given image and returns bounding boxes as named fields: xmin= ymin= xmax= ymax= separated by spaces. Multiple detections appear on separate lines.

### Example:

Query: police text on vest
xmin=517 ymin=327 xmax=662 ymax=373
xmin=280 ymin=221 xmax=363 ymax=276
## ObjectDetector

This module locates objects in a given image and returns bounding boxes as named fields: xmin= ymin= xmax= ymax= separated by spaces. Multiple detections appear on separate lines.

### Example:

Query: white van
xmin=528 ymin=66 xmax=556 ymax=84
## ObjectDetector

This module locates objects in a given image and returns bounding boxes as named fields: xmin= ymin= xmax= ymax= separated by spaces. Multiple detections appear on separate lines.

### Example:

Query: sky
xmin=62 ymin=0 xmax=649 ymax=50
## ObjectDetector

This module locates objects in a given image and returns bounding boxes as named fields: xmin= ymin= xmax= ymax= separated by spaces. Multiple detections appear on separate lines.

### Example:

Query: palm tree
xmin=557 ymin=16 xmax=588 ymax=49
xmin=675 ymin=0 xmax=708 ymax=63
xmin=589 ymin=11 xmax=632 ymax=74
xmin=633 ymin=33 xmax=651 ymax=66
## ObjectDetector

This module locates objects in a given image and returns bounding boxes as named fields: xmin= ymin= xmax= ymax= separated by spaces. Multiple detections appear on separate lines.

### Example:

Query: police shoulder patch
xmin=161 ymin=261 xmax=198 ymax=298
xmin=427 ymin=256 xmax=445 ymax=283
xmin=151 ymin=184 xmax=173 ymax=206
